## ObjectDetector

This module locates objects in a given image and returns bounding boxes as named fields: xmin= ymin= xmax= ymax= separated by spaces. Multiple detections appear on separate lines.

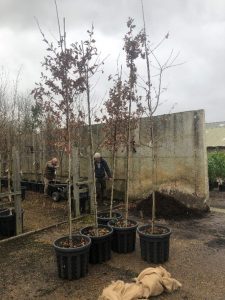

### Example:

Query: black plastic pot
xmin=1 ymin=178 xmax=7 ymax=188
xmin=0 ymin=209 xmax=24 ymax=237
xmin=0 ymin=208 xmax=10 ymax=216
xmin=80 ymin=225 xmax=113 ymax=264
xmin=53 ymin=235 xmax=91 ymax=280
xmin=31 ymin=181 xmax=38 ymax=192
xmin=37 ymin=182 xmax=44 ymax=193
xmin=26 ymin=181 xmax=33 ymax=191
xmin=108 ymin=219 xmax=138 ymax=254
xmin=97 ymin=212 xmax=122 ymax=225
xmin=1 ymin=178 xmax=10 ymax=188
xmin=21 ymin=187 xmax=26 ymax=200
xmin=21 ymin=180 xmax=28 ymax=188
xmin=137 ymin=224 xmax=172 ymax=264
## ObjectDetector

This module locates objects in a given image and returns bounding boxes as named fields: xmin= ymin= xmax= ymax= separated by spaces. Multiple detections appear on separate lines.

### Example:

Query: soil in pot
xmin=57 ymin=236 xmax=88 ymax=248
xmin=53 ymin=235 xmax=91 ymax=280
xmin=141 ymin=226 xmax=170 ymax=235
xmin=108 ymin=219 xmax=138 ymax=254
xmin=137 ymin=224 xmax=172 ymax=264
xmin=97 ymin=212 xmax=122 ymax=225
xmin=80 ymin=225 xmax=113 ymax=264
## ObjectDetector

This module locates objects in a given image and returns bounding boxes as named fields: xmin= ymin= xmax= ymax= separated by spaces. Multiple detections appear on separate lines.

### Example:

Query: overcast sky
xmin=0 ymin=0 xmax=224 ymax=122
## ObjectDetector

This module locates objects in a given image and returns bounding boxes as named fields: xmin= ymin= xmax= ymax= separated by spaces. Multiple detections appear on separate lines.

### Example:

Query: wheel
xmin=52 ymin=192 xmax=61 ymax=202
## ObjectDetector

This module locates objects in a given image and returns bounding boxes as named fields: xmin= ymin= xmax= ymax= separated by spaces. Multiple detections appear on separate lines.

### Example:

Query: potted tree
xmin=108 ymin=18 xmax=144 ymax=254
xmin=77 ymin=26 xmax=113 ymax=264
xmin=32 ymin=12 xmax=92 ymax=279
xmin=137 ymin=4 xmax=178 ymax=263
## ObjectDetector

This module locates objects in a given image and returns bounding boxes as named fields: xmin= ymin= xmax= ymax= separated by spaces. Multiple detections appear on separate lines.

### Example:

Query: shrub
xmin=208 ymin=152 xmax=225 ymax=184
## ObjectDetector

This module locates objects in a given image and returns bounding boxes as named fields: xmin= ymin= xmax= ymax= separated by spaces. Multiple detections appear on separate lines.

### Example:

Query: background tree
xmin=208 ymin=152 xmax=225 ymax=185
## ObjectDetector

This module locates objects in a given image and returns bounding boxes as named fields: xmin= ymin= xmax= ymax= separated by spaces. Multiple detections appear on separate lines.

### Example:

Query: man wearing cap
xmin=43 ymin=157 xmax=59 ymax=196
xmin=94 ymin=153 xmax=111 ymax=204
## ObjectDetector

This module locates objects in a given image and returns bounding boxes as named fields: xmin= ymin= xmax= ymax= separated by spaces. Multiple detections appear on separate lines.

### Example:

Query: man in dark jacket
xmin=94 ymin=153 xmax=111 ymax=204
xmin=43 ymin=157 xmax=58 ymax=196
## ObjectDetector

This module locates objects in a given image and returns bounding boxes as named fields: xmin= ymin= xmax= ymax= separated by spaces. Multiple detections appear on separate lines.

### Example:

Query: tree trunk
xmin=68 ymin=141 xmax=72 ymax=240
xmin=12 ymin=147 xmax=22 ymax=235
xmin=86 ymin=72 xmax=98 ymax=231
xmin=0 ymin=154 xmax=1 ymax=193
xmin=125 ymin=96 xmax=132 ymax=225
xmin=151 ymin=123 xmax=156 ymax=233
xmin=32 ymin=131 xmax=37 ymax=181
xmin=7 ymin=134 xmax=12 ymax=202
xmin=110 ymin=146 xmax=116 ymax=218
xmin=72 ymin=147 xmax=80 ymax=217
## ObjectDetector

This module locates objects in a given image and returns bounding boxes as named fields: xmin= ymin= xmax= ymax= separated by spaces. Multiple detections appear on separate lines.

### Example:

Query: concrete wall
xmin=96 ymin=110 xmax=209 ymax=209
xmin=17 ymin=109 xmax=209 ymax=210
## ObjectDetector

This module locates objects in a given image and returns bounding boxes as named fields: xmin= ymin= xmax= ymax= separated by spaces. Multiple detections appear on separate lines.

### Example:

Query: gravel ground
xmin=0 ymin=193 xmax=225 ymax=299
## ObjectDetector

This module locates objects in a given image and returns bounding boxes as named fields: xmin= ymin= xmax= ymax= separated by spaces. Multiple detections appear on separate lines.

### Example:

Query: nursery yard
xmin=0 ymin=1 xmax=224 ymax=299
xmin=0 ymin=191 xmax=225 ymax=299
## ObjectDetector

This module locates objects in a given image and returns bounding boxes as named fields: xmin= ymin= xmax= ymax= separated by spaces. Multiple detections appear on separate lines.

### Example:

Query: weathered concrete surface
xmin=101 ymin=110 xmax=209 ymax=209
xmin=19 ymin=110 xmax=209 ymax=210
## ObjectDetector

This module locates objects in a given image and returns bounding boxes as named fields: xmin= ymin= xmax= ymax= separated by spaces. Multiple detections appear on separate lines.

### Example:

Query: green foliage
xmin=208 ymin=151 xmax=225 ymax=183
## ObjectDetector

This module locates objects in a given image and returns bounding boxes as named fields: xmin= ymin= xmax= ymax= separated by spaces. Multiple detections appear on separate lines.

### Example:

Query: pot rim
xmin=80 ymin=225 xmax=113 ymax=240
xmin=108 ymin=219 xmax=138 ymax=230
xmin=53 ymin=234 xmax=91 ymax=252
xmin=137 ymin=224 xmax=172 ymax=238
xmin=0 ymin=208 xmax=24 ymax=218
xmin=97 ymin=212 xmax=122 ymax=219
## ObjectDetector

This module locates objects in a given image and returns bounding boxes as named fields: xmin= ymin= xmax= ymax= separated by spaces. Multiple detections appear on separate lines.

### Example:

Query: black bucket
xmin=97 ymin=212 xmax=122 ymax=226
xmin=0 ymin=209 xmax=24 ymax=237
xmin=0 ymin=208 xmax=10 ymax=216
xmin=80 ymin=225 xmax=113 ymax=264
xmin=37 ymin=182 xmax=44 ymax=193
xmin=21 ymin=187 xmax=26 ymax=200
xmin=53 ymin=235 xmax=91 ymax=280
xmin=137 ymin=224 xmax=171 ymax=263
xmin=108 ymin=219 xmax=138 ymax=254
xmin=26 ymin=181 xmax=33 ymax=191
xmin=31 ymin=181 xmax=38 ymax=192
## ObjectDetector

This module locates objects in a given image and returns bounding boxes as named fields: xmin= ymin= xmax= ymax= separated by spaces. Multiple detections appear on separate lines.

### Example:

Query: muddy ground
xmin=209 ymin=189 xmax=225 ymax=209
xmin=0 ymin=190 xmax=225 ymax=299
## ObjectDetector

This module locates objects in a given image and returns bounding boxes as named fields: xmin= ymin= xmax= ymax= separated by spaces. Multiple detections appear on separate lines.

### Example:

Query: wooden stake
xmin=72 ymin=147 xmax=80 ymax=217
xmin=0 ymin=154 xmax=2 ymax=193
xmin=12 ymin=147 xmax=22 ymax=235
xmin=88 ymin=148 xmax=94 ymax=214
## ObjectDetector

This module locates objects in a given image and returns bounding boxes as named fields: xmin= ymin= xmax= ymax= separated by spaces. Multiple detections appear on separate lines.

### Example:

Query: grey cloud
xmin=0 ymin=0 xmax=224 ymax=122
